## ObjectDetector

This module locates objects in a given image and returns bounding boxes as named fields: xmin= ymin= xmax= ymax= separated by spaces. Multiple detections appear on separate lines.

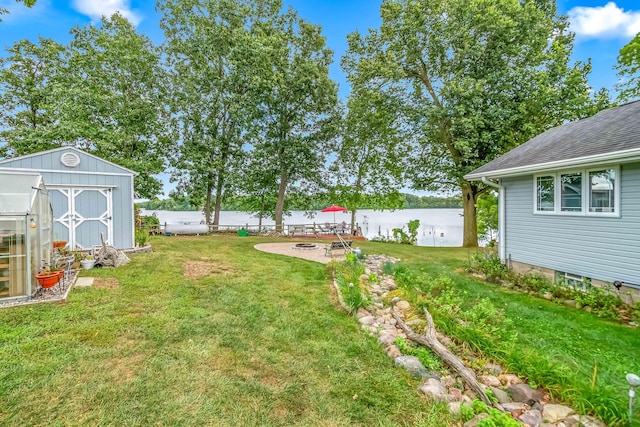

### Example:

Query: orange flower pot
xmin=36 ymin=272 xmax=60 ymax=288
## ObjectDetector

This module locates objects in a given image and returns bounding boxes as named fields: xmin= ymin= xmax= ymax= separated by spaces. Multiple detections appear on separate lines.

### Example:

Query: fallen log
xmin=392 ymin=307 xmax=501 ymax=409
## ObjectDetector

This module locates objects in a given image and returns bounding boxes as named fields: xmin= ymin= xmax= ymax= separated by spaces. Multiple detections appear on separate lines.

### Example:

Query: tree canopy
xmin=0 ymin=14 xmax=170 ymax=199
xmin=615 ymin=33 xmax=640 ymax=102
xmin=343 ymin=0 xmax=608 ymax=247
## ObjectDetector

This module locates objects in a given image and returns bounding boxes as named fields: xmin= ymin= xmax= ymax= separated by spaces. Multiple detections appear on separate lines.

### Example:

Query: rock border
xmin=336 ymin=255 xmax=606 ymax=427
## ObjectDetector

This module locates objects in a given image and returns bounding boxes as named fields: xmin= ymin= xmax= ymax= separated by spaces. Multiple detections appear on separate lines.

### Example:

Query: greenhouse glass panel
xmin=0 ymin=172 xmax=53 ymax=300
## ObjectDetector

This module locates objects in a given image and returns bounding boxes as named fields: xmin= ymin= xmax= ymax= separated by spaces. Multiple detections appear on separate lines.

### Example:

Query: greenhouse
xmin=0 ymin=172 xmax=53 ymax=301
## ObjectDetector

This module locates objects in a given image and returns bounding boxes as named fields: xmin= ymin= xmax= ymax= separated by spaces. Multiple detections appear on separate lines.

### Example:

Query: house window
xmin=557 ymin=272 xmax=591 ymax=290
xmin=589 ymin=169 xmax=615 ymax=213
xmin=534 ymin=167 xmax=618 ymax=216
xmin=560 ymin=173 xmax=582 ymax=212
xmin=536 ymin=176 xmax=554 ymax=212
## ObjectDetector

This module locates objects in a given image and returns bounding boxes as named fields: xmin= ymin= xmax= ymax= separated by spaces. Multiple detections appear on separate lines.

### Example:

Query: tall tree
xmin=343 ymin=0 xmax=604 ymax=247
xmin=251 ymin=7 xmax=338 ymax=231
xmin=331 ymin=87 xmax=406 ymax=230
xmin=615 ymin=33 xmax=640 ymax=102
xmin=56 ymin=13 xmax=169 ymax=198
xmin=0 ymin=37 xmax=64 ymax=157
xmin=159 ymin=0 xmax=277 ymax=226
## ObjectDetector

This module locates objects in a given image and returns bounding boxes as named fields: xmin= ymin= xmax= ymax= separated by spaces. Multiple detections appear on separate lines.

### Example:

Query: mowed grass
xmin=356 ymin=241 xmax=640 ymax=425
xmin=0 ymin=236 xmax=454 ymax=427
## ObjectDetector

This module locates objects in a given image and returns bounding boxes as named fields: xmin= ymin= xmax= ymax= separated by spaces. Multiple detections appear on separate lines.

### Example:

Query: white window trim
xmin=532 ymin=166 xmax=620 ymax=217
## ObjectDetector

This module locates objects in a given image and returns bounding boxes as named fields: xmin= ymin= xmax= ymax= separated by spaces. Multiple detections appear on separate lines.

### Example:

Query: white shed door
xmin=50 ymin=187 xmax=113 ymax=250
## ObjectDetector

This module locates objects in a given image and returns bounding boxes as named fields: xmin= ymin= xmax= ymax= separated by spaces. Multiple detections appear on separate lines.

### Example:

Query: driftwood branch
xmin=393 ymin=307 xmax=499 ymax=409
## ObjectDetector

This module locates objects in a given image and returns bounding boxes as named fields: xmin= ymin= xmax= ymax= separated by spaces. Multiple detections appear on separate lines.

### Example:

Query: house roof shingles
xmin=466 ymin=100 xmax=640 ymax=179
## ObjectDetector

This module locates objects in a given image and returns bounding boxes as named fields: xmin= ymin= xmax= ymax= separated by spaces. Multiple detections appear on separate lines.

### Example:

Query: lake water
xmin=141 ymin=208 xmax=463 ymax=247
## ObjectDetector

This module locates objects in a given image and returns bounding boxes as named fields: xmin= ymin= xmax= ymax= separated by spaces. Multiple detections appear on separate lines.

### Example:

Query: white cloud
xmin=568 ymin=2 xmax=640 ymax=39
xmin=71 ymin=0 xmax=142 ymax=26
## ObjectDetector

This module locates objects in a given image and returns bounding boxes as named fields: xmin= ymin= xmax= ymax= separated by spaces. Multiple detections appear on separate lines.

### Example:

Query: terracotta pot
xmin=53 ymin=241 xmax=67 ymax=249
xmin=36 ymin=272 xmax=60 ymax=288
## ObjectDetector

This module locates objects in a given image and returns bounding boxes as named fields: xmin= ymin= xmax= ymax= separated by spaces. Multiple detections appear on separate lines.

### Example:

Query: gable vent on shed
xmin=60 ymin=152 xmax=80 ymax=168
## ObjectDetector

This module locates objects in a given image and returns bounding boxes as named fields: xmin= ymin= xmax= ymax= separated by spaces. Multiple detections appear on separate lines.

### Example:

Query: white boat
xmin=164 ymin=222 xmax=209 ymax=235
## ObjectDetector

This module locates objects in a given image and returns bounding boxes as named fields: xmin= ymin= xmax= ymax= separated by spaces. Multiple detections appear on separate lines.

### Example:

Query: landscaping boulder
xmin=418 ymin=378 xmax=447 ymax=401
xmin=377 ymin=332 xmax=396 ymax=347
xmin=394 ymin=356 xmax=432 ymax=378
xmin=396 ymin=300 xmax=411 ymax=311
xmin=385 ymin=345 xmax=401 ymax=359
xmin=519 ymin=409 xmax=543 ymax=427
xmin=508 ymin=383 xmax=543 ymax=404
xmin=478 ymin=375 xmax=501 ymax=388
xmin=566 ymin=415 xmax=606 ymax=427
xmin=543 ymin=404 xmax=574 ymax=423
xmin=358 ymin=315 xmax=375 ymax=325
xmin=499 ymin=374 xmax=522 ymax=386
xmin=489 ymin=386 xmax=512 ymax=404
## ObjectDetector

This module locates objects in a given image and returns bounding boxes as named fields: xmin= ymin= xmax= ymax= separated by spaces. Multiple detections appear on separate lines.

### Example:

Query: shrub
xmin=135 ymin=228 xmax=149 ymax=247
xmin=336 ymin=277 xmax=371 ymax=315
xmin=335 ymin=257 xmax=370 ymax=315
xmin=471 ymin=251 xmax=509 ymax=283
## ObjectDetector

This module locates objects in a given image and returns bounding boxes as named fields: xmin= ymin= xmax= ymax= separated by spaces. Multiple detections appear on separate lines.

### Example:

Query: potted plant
xmin=71 ymin=250 xmax=83 ymax=269
xmin=80 ymin=255 xmax=95 ymax=270
xmin=36 ymin=269 xmax=60 ymax=288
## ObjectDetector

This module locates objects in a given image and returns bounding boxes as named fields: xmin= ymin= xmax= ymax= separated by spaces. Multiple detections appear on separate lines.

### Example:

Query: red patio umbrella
xmin=321 ymin=205 xmax=348 ymax=223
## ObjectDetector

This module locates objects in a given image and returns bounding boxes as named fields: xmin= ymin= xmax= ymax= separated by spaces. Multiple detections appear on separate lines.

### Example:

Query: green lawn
xmin=2 ymin=236 xmax=637 ymax=426
xmin=0 ymin=236 xmax=454 ymax=427
xmin=356 ymin=241 xmax=640 ymax=426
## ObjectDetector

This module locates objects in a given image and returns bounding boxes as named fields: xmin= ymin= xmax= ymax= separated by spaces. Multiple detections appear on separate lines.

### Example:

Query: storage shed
xmin=0 ymin=172 xmax=53 ymax=300
xmin=0 ymin=147 xmax=135 ymax=250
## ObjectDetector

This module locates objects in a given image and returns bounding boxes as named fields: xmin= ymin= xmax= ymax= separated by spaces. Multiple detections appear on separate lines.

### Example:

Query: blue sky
xmin=1 ymin=0 xmax=639 ymax=99
xmin=1 ymin=0 xmax=639 ymax=198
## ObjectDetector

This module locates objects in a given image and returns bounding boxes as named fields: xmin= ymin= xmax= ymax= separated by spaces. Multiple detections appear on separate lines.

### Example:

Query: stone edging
xmin=333 ymin=254 xmax=606 ymax=427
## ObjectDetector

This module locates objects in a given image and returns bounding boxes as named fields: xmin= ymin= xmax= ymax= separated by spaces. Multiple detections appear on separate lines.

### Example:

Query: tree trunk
xmin=212 ymin=142 xmax=230 ymax=230
xmin=275 ymin=168 xmax=288 ymax=233
xmin=258 ymin=196 xmax=264 ymax=232
xmin=461 ymin=181 xmax=479 ymax=247
xmin=213 ymin=177 xmax=223 ymax=229
xmin=204 ymin=173 xmax=213 ymax=227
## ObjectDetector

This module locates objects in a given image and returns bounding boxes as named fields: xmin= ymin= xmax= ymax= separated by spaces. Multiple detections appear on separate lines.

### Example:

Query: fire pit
xmin=292 ymin=243 xmax=319 ymax=250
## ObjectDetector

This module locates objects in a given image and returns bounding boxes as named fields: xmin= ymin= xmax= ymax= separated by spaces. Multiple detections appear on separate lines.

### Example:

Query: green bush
xmin=471 ymin=251 xmax=509 ymax=283
xmin=336 ymin=276 xmax=371 ymax=315
xmin=135 ymin=228 xmax=149 ymax=247
xmin=335 ymin=257 xmax=370 ymax=315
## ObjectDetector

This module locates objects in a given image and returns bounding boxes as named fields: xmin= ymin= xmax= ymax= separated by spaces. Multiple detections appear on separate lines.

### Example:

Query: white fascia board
xmin=0 ymin=166 xmax=133 ymax=178
xmin=465 ymin=148 xmax=640 ymax=181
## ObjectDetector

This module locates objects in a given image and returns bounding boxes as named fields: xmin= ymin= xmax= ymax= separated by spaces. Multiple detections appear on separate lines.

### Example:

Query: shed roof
xmin=465 ymin=100 xmax=640 ymax=180
xmin=0 ymin=146 xmax=136 ymax=176
xmin=0 ymin=172 xmax=44 ymax=214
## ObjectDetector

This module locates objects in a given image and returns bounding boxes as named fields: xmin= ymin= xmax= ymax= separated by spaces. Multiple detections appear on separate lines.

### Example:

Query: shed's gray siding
xmin=503 ymin=162 xmax=640 ymax=287
xmin=0 ymin=148 xmax=134 ymax=249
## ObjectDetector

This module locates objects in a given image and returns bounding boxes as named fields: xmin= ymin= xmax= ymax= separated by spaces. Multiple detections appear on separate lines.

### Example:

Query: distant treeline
xmin=137 ymin=193 xmax=462 ymax=212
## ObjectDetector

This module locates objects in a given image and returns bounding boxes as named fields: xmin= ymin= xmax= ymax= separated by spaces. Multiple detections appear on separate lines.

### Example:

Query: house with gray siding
xmin=465 ymin=100 xmax=640 ymax=301
xmin=0 ymin=147 xmax=135 ymax=250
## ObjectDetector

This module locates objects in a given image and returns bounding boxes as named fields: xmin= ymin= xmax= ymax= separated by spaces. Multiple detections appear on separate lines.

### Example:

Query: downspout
xmin=481 ymin=177 xmax=505 ymax=263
